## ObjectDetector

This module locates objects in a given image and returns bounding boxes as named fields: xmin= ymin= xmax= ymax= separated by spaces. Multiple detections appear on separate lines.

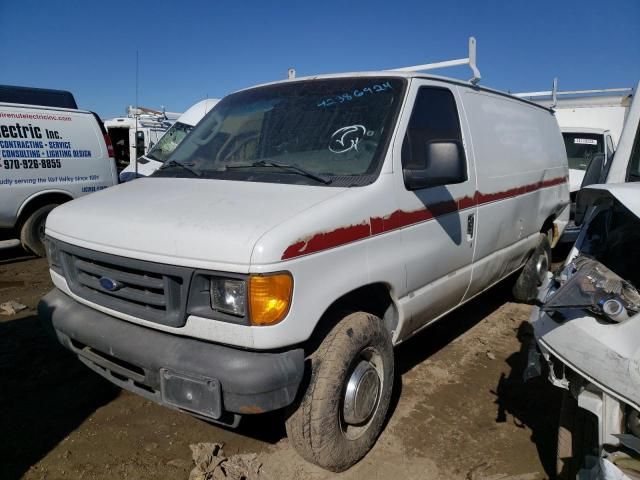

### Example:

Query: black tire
xmin=20 ymin=204 xmax=58 ymax=257
xmin=285 ymin=312 xmax=394 ymax=472
xmin=513 ymin=233 xmax=551 ymax=303
xmin=556 ymin=390 xmax=599 ymax=480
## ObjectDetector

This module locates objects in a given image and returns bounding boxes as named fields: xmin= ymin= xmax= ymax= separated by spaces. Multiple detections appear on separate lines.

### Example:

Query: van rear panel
xmin=0 ymin=103 xmax=117 ymax=228
xmin=459 ymin=89 xmax=569 ymax=298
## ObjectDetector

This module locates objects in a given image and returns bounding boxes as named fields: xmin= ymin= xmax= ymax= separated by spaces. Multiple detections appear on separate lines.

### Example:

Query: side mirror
xmin=403 ymin=140 xmax=467 ymax=190
xmin=135 ymin=131 xmax=145 ymax=157
xmin=580 ymin=152 xmax=606 ymax=189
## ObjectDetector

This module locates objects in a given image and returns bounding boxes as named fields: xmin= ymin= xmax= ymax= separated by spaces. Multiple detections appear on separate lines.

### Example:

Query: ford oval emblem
xmin=99 ymin=277 xmax=121 ymax=291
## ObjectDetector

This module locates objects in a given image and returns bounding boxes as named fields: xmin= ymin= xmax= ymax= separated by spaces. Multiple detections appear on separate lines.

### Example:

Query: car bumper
xmin=38 ymin=288 xmax=305 ymax=427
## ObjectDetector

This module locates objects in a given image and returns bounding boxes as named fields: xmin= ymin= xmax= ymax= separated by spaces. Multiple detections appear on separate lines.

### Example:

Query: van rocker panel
xmin=39 ymin=288 xmax=305 ymax=417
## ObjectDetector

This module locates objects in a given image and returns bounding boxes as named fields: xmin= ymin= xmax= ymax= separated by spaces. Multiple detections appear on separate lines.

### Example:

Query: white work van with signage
xmin=0 ymin=95 xmax=118 ymax=256
xmin=39 ymin=39 xmax=570 ymax=471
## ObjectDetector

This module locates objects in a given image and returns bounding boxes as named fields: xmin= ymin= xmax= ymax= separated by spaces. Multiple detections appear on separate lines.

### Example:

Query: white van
xmin=0 ymin=90 xmax=118 ymax=256
xmin=557 ymin=127 xmax=616 ymax=244
xmin=39 ymin=40 xmax=569 ymax=470
xmin=119 ymin=99 xmax=219 ymax=182
xmin=561 ymin=127 xmax=615 ymax=193
xmin=104 ymin=106 xmax=181 ymax=172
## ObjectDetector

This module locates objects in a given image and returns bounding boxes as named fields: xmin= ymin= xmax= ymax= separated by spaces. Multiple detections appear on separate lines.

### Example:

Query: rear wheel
xmin=20 ymin=204 xmax=58 ymax=257
xmin=513 ymin=233 xmax=551 ymax=303
xmin=556 ymin=390 xmax=599 ymax=479
xmin=285 ymin=311 xmax=394 ymax=471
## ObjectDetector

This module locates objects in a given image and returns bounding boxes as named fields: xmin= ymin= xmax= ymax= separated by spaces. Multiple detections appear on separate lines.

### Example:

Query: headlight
xmin=187 ymin=271 xmax=293 ymax=326
xmin=210 ymin=277 xmax=246 ymax=317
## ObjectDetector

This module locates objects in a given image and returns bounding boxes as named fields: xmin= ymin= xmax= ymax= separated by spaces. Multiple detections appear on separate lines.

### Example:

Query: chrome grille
xmin=59 ymin=241 xmax=192 ymax=327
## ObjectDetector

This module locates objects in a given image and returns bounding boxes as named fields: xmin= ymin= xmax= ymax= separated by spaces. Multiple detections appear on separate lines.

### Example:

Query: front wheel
xmin=285 ymin=311 xmax=394 ymax=472
xmin=20 ymin=204 xmax=59 ymax=257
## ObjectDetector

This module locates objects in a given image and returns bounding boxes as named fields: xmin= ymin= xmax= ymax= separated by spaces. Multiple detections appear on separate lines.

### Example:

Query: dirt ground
xmin=0 ymin=246 xmax=563 ymax=480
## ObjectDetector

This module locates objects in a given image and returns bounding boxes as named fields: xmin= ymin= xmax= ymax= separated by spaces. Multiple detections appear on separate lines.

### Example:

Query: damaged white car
xmin=530 ymin=79 xmax=640 ymax=480
xmin=531 ymin=184 xmax=640 ymax=479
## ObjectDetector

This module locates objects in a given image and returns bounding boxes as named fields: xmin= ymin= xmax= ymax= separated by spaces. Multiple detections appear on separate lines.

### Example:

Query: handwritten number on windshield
xmin=317 ymin=81 xmax=392 ymax=108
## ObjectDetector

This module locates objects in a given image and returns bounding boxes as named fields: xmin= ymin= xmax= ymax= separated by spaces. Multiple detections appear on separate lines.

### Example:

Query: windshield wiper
xmin=158 ymin=159 xmax=201 ymax=177
xmin=226 ymin=160 xmax=332 ymax=184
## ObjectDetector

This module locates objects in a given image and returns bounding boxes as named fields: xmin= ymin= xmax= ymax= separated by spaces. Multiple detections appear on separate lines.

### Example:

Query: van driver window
xmin=402 ymin=87 xmax=462 ymax=170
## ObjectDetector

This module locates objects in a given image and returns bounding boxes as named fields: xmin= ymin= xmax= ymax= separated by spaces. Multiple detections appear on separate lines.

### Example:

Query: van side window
xmin=402 ymin=87 xmax=462 ymax=170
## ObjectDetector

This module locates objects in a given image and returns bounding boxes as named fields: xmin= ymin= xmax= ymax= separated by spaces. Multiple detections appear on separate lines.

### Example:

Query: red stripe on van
xmin=281 ymin=176 xmax=567 ymax=260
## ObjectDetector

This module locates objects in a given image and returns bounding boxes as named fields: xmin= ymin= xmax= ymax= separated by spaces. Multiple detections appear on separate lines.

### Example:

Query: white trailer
xmin=518 ymin=88 xmax=632 ymax=143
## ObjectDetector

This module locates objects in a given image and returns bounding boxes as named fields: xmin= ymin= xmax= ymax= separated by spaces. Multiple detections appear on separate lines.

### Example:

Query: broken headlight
xmin=543 ymin=256 xmax=640 ymax=323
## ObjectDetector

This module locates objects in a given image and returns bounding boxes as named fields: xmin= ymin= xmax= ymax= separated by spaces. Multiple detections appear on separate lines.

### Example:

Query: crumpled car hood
xmin=575 ymin=183 xmax=640 ymax=225
xmin=532 ymin=295 xmax=640 ymax=410
xmin=532 ymin=182 xmax=640 ymax=409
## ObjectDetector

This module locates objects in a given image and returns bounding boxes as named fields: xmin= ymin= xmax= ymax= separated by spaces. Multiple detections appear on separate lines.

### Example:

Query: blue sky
xmin=1 ymin=0 xmax=638 ymax=119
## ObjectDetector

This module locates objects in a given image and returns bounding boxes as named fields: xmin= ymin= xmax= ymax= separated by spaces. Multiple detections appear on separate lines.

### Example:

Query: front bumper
xmin=530 ymin=275 xmax=640 ymax=413
xmin=39 ymin=288 xmax=305 ymax=426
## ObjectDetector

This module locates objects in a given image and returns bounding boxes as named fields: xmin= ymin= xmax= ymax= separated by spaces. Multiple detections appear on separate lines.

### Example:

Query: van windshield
xmin=146 ymin=121 xmax=193 ymax=163
xmin=156 ymin=77 xmax=405 ymax=185
xmin=562 ymin=132 xmax=604 ymax=171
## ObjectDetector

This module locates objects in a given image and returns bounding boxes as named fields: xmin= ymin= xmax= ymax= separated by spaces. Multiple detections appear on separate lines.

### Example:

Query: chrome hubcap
xmin=343 ymin=360 xmax=381 ymax=425
xmin=535 ymin=251 xmax=549 ymax=285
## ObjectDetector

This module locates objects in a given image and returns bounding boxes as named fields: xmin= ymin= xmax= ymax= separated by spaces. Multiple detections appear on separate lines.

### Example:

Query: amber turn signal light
xmin=249 ymin=273 xmax=293 ymax=326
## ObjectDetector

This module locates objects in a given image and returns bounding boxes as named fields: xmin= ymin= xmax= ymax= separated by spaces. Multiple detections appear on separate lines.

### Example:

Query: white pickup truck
xmin=39 ymin=40 xmax=569 ymax=470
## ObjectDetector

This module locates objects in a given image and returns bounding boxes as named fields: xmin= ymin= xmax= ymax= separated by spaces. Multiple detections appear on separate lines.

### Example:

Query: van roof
xmin=530 ymin=94 xmax=632 ymax=110
xmin=178 ymin=99 xmax=220 ymax=126
xmin=0 ymin=84 xmax=78 ymax=109
xmin=235 ymin=71 xmax=552 ymax=113
xmin=561 ymin=126 xmax=609 ymax=135
xmin=0 ymin=101 xmax=91 ymax=115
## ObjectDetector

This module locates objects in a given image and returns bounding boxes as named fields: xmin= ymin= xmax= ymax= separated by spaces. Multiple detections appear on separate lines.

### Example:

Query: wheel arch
xmin=304 ymin=282 xmax=398 ymax=354
xmin=541 ymin=214 xmax=556 ymax=242
xmin=16 ymin=189 xmax=74 ymax=229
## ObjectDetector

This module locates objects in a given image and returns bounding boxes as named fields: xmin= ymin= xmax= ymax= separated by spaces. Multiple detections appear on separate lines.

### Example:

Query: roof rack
xmin=516 ymin=87 xmax=632 ymax=98
xmin=390 ymin=37 xmax=481 ymax=85
xmin=515 ymin=80 xmax=633 ymax=106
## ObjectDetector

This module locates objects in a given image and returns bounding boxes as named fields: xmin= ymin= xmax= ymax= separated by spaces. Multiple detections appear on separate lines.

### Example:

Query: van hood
xmin=46 ymin=178 xmax=347 ymax=270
